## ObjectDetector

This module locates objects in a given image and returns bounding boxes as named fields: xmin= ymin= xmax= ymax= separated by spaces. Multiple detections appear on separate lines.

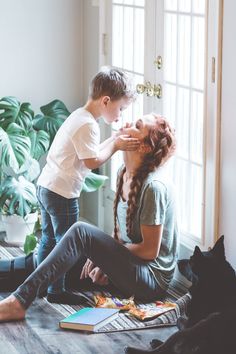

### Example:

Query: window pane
xmin=123 ymin=7 xmax=134 ymax=70
xmin=111 ymin=151 xmax=123 ymax=191
xmin=189 ymin=163 xmax=202 ymax=237
xmin=178 ymin=15 xmax=191 ymax=86
xmin=192 ymin=0 xmax=205 ymax=14
xmin=165 ymin=0 xmax=177 ymax=11
xmin=190 ymin=91 xmax=203 ymax=164
xmin=112 ymin=5 xmax=123 ymax=67
xmin=134 ymin=0 xmax=144 ymax=6
xmin=164 ymin=13 xmax=177 ymax=83
xmin=163 ymin=83 xmax=176 ymax=127
xmin=134 ymin=8 xmax=144 ymax=73
xmin=178 ymin=0 xmax=191 ymax=12
xmin=133 ymin=74 xmax=144 ymax=118
xmin=177 ymin=87 xmax=190 ymax=159
xmin=121 ymin=103 xmax=133 ymax=126
xmin=123 ymin=0 xmax=134 ymax=4
xmin=174 ymin=159 xmax=189 ymax=232
xmin=192 ymin=17 xmax=205 ymax=90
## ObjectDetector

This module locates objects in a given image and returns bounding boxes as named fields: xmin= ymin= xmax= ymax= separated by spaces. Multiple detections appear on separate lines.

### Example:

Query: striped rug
xmin=0 ymin=243 xmax=190 ymax=333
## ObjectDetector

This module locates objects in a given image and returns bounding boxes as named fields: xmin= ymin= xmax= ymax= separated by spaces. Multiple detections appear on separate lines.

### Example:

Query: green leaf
xmin=33 ymin=216 xmax=42 ymax=233
xmin=0 ymin=176 xmax=38 ymax=217
xmin=0 ymin=96 xmax=34 ymax=131
xmin=33 ymin=100 xmax=70 ymax=144
xmin=82 ymin=172 xmax=108 ymax=193
xmin=24 ymin=233 xmax=38 ymax=255
xmin=18 ymin=156 xmax=41 ymax=182
xmin=0 ymin=123 xmax=31 ymax=172
xmin=40 ymin=99 xmax=70 ymax=118
xmin=28 ymin=129 xmax=50 ymax=160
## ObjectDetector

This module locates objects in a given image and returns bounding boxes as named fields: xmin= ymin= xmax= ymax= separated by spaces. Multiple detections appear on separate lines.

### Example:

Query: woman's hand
xmin=80 ymin=259 xmax=95 ymax=280
xmin=88 ymin=267 xmax=109 ymax=286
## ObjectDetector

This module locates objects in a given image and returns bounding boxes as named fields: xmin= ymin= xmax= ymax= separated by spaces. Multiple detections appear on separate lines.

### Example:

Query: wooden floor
xmin=0 ymin=237 xmax=181 ymax=354
xmin=0 ymin=292 xmax=177 ymax=354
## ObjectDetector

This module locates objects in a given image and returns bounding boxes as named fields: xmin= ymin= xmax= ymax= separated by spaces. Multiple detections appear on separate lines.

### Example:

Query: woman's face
xmin=121 ymin=114 xmax=158 ymax=141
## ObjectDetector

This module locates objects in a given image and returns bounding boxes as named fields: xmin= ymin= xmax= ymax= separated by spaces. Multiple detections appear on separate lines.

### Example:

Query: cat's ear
xmin=194 ymin=246 xmax=203 ymax=257
xmin=212 ymin=235 xmax=225 ymax=259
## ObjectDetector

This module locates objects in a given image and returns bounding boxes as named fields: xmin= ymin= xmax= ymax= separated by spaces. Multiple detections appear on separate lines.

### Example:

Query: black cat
xmin=125 ymin=236 xmax=236 ymax=354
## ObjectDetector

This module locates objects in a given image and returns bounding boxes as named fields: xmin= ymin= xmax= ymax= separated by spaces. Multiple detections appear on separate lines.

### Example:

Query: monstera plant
xmin=0 ymin=96 xmax=70 ymax=216
xmin=0 ymin=96 xmax=70 ymax=247
xmin=0 ymin=96 xmax=108 ymax=251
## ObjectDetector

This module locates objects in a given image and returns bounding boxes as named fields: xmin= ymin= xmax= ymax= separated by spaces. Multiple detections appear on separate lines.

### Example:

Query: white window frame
xmin=97 ymin=0 xmax=222 ymax=252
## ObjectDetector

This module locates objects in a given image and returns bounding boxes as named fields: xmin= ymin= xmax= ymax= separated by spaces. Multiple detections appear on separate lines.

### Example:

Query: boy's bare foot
xmin=0 ymin=295 xmax=26 ymax=322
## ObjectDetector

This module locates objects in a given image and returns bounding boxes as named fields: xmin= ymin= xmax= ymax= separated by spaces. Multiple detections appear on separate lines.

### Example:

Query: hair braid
xmin=126 ymin=116 xmax=176 ymax=238
xmin=113 ymin=166 xmax=126 ymax=240
xmin=113 ymin=115 xmax=176 ymax=241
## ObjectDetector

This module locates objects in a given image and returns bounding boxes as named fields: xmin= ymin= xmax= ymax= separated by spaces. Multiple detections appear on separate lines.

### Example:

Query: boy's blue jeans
xmin=13 ymin=222 xmax=165 ymax=308
xmin=36 ymin=186 xmax=79 ymax=294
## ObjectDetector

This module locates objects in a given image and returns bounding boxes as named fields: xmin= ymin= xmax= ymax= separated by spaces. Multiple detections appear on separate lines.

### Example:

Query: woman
xmin=0 ymin=113 xmax=178 ymax=322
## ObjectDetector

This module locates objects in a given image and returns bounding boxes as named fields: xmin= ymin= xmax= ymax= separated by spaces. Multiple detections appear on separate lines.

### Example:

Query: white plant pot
xmin=0 ymin=214 xmax=5 ymax=233
xmin=2 ymin=212 xmax=38 ymax=246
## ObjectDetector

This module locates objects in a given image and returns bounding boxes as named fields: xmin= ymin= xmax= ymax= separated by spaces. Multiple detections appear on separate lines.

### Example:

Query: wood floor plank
xmin=0 ymin=295 xmax=177 ymax=353
xmin=0 ymin=266 xmax=178 ymax=353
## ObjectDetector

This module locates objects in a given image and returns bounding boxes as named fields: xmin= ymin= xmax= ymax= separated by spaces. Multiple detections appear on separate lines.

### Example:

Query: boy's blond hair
xmin=89 ymin=66 xmax=136 ymax=101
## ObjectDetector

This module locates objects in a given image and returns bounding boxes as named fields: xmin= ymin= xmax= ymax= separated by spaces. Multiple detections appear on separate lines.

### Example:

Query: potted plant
xmin=0 ymin=96 xmax=70 ymax=245
xmin=0 ymin=96 xmax=108 ymax=250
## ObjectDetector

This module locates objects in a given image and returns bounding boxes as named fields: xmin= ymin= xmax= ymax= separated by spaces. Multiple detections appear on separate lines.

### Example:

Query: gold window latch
xmin=154 ymin=55 xmax=163 ymax=70
xmin=136 ymin=81 xmax=162 ymax=99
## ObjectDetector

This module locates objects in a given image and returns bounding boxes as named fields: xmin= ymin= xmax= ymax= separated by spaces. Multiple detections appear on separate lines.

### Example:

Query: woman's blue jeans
xmin=13 ymin=221 xmax=165 ymax=309
xmin=36 ymin=186 xmax=79 ymax=294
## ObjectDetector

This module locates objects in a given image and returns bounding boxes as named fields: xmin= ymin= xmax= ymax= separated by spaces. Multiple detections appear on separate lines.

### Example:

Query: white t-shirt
xmin=37 ymin=108 xmax=100 ymax=198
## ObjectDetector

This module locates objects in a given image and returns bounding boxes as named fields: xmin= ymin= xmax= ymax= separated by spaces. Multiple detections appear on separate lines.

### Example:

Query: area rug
xmin=0 ymin=243 xmax=190 ymax=333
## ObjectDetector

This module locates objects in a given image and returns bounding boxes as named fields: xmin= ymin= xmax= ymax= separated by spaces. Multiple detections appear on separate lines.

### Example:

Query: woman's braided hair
xmin=113 ymin=114 xmax=176 ymax=241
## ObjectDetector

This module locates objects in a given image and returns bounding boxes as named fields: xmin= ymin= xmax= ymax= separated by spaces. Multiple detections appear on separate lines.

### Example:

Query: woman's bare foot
xmin=0 ymin=295 xmax=26 ymax=322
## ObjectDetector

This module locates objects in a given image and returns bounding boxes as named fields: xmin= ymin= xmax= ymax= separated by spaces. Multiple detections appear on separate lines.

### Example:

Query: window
xmin=100 ymin=0 xmax=222 ymax=250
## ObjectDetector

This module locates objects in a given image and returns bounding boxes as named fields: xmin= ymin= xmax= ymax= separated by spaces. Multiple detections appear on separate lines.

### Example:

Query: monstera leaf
xmin=82 ymin=172 xmax=108 ymax=193
xmin=28 ymin=129 xmax=50 ymax=160
xmin=18 ymin=156 xmax=41 ymax=182
xmin=0 ymin=176 xmax=37 ymax=217
xmin=0 ymin=96 xmax=34 ymax=131
xmin=33 ymin=100 xmax=70 ymax=144
xmin=0 ymin=123 xmax=31 ymax=172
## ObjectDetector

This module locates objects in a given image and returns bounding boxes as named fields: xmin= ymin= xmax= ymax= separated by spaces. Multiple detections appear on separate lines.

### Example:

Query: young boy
xmin=36 ymin=66 xmax=139 ymax=304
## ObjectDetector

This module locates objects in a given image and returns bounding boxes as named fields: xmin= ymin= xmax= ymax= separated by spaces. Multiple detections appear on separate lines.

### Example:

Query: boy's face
xmin=101 ymin=96 xmax=131 ymax=124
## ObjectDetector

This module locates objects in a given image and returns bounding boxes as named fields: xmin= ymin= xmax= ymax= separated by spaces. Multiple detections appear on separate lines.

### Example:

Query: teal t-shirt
xmin=117 ymin=167 xmax=179 ymax=290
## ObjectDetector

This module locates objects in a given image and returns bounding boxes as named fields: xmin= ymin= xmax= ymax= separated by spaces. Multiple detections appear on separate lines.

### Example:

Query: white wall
xmin=0 ymin=0 xmax=84 ymax=235
xmin=82 ymin=0 xmax=100 ymax=102
xmin=0 ymin=0 xmax=83 ymax=112
xmin=220 ymin=0 xmax=236 ymax=269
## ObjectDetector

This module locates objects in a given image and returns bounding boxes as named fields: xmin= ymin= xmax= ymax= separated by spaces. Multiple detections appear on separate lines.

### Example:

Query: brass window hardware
xmin=136 ymin=81 xmax=162 ymax=99
xmin=154 ymin=55 xmax=163 ymax=69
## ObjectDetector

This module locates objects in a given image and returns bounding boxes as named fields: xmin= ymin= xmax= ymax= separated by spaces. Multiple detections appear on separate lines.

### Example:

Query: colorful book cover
xmin=59 ymin=307 xmax=119 ymax=332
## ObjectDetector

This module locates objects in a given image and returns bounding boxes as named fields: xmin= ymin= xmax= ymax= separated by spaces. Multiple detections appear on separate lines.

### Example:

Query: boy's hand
xmin=115 ymin=134 xmax=140 ymax=151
